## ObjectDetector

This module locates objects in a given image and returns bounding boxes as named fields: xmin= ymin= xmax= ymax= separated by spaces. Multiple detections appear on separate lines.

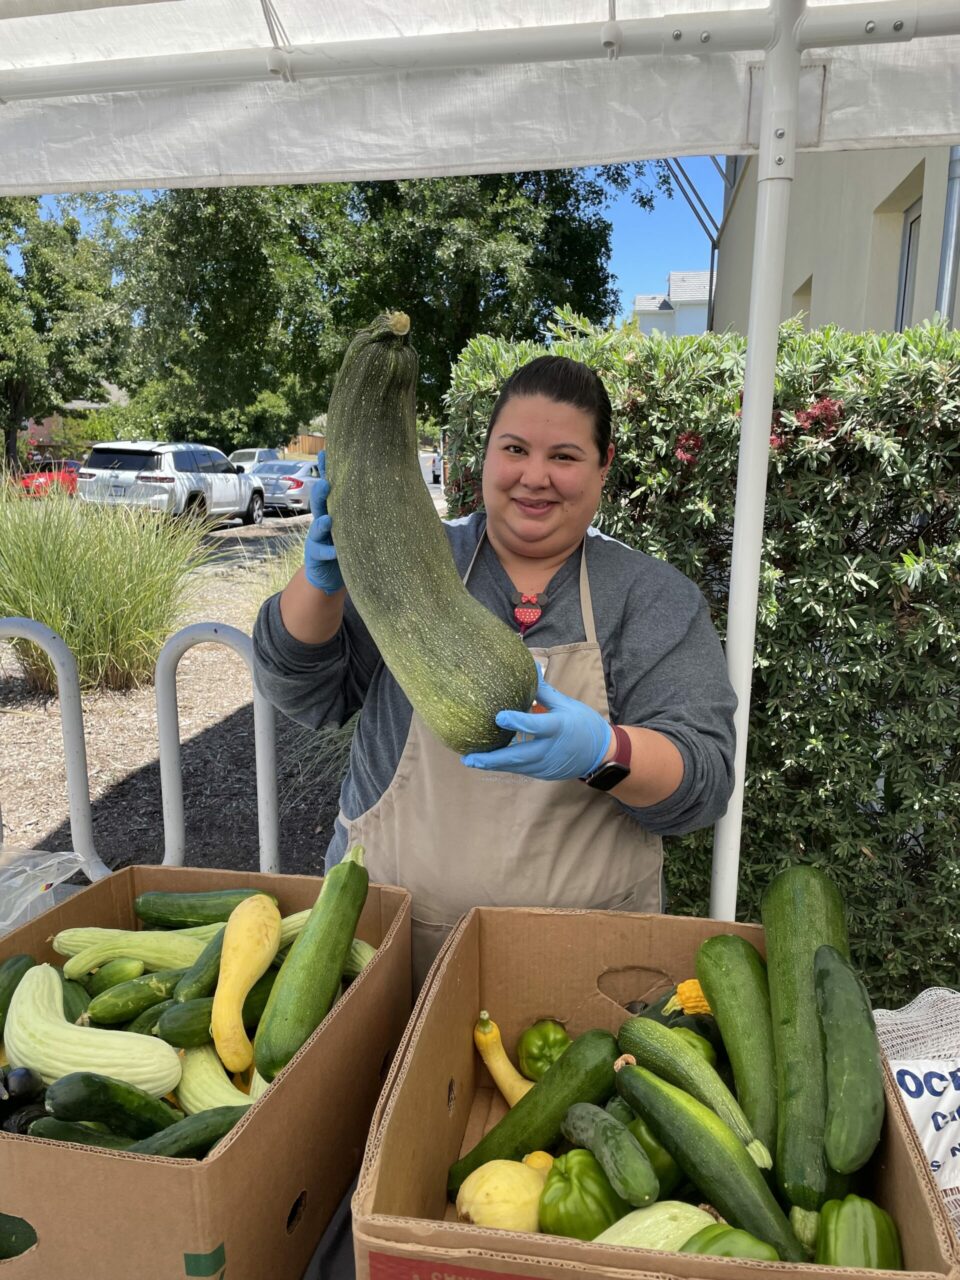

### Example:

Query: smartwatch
xmin=582 ymin=724 xmax=632 ymax=792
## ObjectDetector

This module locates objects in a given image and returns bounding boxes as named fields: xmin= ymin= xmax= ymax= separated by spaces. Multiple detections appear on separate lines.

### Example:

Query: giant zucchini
xmin=324 ymin=312 xmax=537 ymax=753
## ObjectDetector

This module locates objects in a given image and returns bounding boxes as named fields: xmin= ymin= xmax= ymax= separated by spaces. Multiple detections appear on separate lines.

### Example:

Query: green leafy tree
xmin=0 ymin=198 xmax=121 ymax=467
xmin=103 ymin=165 xmax=668 ymax=448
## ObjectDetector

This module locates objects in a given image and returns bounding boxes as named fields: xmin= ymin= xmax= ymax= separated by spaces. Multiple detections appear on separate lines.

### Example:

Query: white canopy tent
xmin=3 ymin=0 xmax=959 ymax=913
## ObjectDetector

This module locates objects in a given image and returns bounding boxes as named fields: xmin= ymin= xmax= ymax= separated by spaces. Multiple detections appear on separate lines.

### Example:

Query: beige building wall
xmin=713 ymin=147 xmax=957 ymax=334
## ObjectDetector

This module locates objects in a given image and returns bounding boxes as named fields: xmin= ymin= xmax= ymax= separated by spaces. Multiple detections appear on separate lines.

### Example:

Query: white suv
xmin=77 ymin=441 xmax=266 ymax=524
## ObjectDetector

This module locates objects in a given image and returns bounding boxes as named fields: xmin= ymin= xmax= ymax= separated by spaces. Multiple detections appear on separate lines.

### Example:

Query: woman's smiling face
xmin=481 ymin=394 xmax=613 ymax=563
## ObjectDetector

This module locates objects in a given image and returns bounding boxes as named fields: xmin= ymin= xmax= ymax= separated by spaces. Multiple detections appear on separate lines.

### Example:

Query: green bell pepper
xmin=670 ymin=1026 xmax=717 ymax=1068
xmin=516 ymin=1018 xmax=571 ymax=1081
xmin=680 ymin=1223 xmax=780 ymax=1260
xmin=538 ymin=1149 xmax=629 ymax=1241
xmin=604 ymin=1096 xmax=682 ymax=1196
xmin=814 ymin=1195 xmax=903 ymax=1270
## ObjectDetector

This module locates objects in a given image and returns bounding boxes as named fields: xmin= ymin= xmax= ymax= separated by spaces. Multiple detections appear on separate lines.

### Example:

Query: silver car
xmin=252 ymin=459 xmax=321 ymax=515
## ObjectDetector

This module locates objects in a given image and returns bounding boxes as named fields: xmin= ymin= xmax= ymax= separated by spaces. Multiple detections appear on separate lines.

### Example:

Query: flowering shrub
xmin=444 ymin=311 xmax=960 ymax=1006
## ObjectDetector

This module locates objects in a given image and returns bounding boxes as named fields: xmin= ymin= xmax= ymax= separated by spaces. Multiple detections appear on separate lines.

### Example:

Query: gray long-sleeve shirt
xmin=252 ymin=512 xmax=737 ymax=869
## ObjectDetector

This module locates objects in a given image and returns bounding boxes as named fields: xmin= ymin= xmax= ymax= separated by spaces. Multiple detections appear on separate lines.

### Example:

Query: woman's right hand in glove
xmin=304 ymin=452 xmax=345 ymax=595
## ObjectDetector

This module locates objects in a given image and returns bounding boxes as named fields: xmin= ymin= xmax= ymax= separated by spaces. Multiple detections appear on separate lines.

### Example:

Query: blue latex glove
xmin=304 ymin=451 xmax=344 ymax=595
xmin=461 ymin=671 xmax=613 ymax=781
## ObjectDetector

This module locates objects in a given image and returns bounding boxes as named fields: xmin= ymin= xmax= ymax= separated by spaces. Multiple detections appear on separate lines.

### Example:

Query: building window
xmin=895 ymin=199 xmax=922 ymax=331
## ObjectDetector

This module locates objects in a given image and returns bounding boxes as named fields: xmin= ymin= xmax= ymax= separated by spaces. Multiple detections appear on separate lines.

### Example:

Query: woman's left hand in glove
xmin=461 ymin=672 xmax=612 ymax=781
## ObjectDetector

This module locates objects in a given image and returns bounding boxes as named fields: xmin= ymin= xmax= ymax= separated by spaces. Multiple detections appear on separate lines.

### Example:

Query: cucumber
xmin=618 ymin=1015 xmax=771 ymax=1169
xmin=87 ymin=957 xmax=146 ymax=997
xmin=561 ymin=1102 xmax=659 ymax=1207
xmin=158 ymin=968 xmax=277 ymax=1048
xmin=254 ymin=845 xmax=368 ymax=1082
xmin=447 ymin=1028 xmax=619 ymax=1195
xmin=125 ymin=998 xmax=174 ymax=1036
xmin=127 ymin=1105 xmax=248 ymax=1158
xmin=762 ymin=864 xmax=850 ymax=1216
xmin=0 ymin=1211 xmax=37 ymax=1260
xmin=44 ymin=1070 xmax=183 ymax=1138
xmin=0 ymin=955 xmax=36 ymax=1037
xmin=605 ymin=1095 xmax=635 ymax=1126
xmin=696 ymin=933 xmax=778 ymax=1162
xmin=87 ymin=968 xmax=188 ymax=1025
xmin=173 ymin=929 xmax=224 ymax=1003
xmin=134 ymin=889 xmax=277 ymax=928
xmin=59 ymin=975 xmax=91 ymax=1024
xmin=28 ymin=1116 xmax=135 ymax=1150
xmin=815 ymin=944 xmax=885 ymax=1175
xmin=615 ymin=1061 xmax=805 ymax=1262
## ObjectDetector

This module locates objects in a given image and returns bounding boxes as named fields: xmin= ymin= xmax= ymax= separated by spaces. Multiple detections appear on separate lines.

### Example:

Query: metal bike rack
xmin=1 ymin=616 xmax=279 ymax=877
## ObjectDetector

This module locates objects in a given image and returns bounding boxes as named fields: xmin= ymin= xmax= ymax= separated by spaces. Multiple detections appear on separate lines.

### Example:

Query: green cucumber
xmin=86 ymin=956 xmax=146 ymax=997
xmin=696 ymin=933 xmax=778 ymax=1162
xmin=86 ymin=967 xmax=188 ymax=1025
xmin=0 ymin=1212 xmax=37 ymax=1260
xmin=0 ymin=955 xmax=36 ymax=1037
xmin=447 ymin=1028 xmax=619 ymax=1195
xmin=127 ymin=1105 xmax=248 ymax=1158
xmin=615 ymin=1061 xmax=805 ymax=1262
xmin=28 ymin=1116 xmax=135 ymax=1149
xmin=762 ymin=864 xmax=850 ymax=1218
xmin=561 ymin=1102 xmax=659 ymax=1207
xmin=59 ymin=974 xmax=91 ymax=1024
xmin=134 ymin=889 xmax=277 ymax=928
xmin=325 ymin=312 xmax=537 ymax=754
xmin=254 ymin=845 xmax=368 ymax=1082
xmin=158 ymin=969 xmax=277 ymax=1048
xmin=173 ymin=929 xmax=224 ymax=1003
xmin=44 ymin=1070 xmax=183 ymax=1138
xmin=618 ymin=1015 xmax=771 ymax=1169
xmin=125 ymin=998 xmax=174 ymax=1036
xmin=815 ymin=944 xmax=885 ymax=1175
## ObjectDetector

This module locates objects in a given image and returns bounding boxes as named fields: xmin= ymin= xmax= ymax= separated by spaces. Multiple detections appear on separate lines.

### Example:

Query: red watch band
xmin=608 ymin=724 xmax=632 ymax=770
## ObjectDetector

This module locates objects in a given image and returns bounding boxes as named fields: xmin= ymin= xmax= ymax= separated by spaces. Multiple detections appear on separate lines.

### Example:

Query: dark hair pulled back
xmin=484 ymin=355 xmax=613 ymax=462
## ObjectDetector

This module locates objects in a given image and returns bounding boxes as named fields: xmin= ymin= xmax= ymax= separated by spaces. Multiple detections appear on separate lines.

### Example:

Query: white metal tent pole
xmin=710 ymin=0 xmax=804 ymax=919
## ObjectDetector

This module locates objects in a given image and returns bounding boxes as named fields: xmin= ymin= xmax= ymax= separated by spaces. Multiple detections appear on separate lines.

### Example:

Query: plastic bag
xmin=0 ymin=845 xmax=87 ymax=934
xmin=875 ymin=988 xmax=960 ymax=1231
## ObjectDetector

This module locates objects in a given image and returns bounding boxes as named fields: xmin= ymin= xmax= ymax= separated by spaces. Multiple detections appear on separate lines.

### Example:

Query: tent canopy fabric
xmin=2 ymin=1 xmax=960 ymax=195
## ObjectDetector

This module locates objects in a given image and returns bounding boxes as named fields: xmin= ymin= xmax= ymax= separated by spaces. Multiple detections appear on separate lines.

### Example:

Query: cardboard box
xmin=0 ymin=864 xmax=411 ymax=1280
xmin=353 ymin=907 xmax=960 ymax=1280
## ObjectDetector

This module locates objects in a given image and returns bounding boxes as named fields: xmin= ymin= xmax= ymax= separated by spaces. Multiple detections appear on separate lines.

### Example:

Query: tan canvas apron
xmin=338 ymin=534 xmax=664 ymax=989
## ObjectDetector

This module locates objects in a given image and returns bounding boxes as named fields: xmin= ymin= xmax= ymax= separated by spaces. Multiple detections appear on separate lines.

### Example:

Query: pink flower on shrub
xmin=674 ymin=431 xmax=703 ymax=466
xmin=796 ymin=396 xmax=843 ymax=438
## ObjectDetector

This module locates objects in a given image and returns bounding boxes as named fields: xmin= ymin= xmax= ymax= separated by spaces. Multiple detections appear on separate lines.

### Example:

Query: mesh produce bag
xmin=875 ymin=988 xmax=960 ymax=1231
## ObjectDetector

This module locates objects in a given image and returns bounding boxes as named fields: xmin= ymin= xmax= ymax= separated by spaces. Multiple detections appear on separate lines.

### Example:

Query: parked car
xmin=17 ymin=459 xmax=82 ymax=496
xmin=228 ymin=447 xmax=282 ymax=470
xmin=252 ymin=459 xmax=321 ymax=514
xmin=76 ymin=441 xmax=265 ymax=523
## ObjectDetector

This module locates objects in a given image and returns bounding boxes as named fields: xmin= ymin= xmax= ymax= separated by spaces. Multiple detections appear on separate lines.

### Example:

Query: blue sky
xmin=607 ymin=155 xmax=726 ymax=321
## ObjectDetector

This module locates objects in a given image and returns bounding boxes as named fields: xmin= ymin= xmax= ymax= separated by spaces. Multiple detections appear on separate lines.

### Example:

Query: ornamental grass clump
xmin=0 ymin=485 xmax=211 ymax=692
xmin=445 ymin=311 xmax=960 ymax=1007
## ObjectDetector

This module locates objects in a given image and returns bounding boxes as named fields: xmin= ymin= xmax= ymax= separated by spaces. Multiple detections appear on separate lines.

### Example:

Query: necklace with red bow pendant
xmin=511 ymin=589 xmax=548 ymax=635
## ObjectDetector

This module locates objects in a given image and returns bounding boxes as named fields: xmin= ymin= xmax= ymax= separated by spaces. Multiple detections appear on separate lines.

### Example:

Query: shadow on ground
xmin=35 ymin=703 xmax=341 ymax=878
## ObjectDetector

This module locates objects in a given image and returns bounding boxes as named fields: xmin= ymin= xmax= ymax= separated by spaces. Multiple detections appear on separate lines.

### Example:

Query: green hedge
xmin=444 ymin=310 xmax=960 ymax=1007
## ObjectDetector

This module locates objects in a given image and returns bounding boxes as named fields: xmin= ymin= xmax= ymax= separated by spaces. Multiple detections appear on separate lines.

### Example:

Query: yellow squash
xmin=211 ymin=894 xmax=282 ymax=1072
xmin=474 ymin=1011 xmax=534 ymax=1107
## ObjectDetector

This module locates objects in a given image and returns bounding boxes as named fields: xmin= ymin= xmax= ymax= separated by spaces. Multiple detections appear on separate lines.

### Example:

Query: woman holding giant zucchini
xmin=253 ymin=316 xmax=736 ymax=987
